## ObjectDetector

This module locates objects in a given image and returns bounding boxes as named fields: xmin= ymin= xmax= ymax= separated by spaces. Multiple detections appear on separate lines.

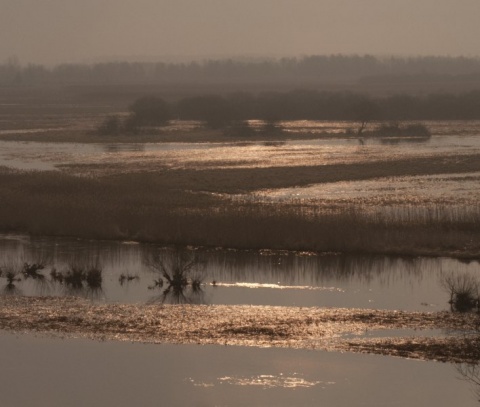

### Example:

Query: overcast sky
xmin=2 ymin=0 xmax=480 ymax=65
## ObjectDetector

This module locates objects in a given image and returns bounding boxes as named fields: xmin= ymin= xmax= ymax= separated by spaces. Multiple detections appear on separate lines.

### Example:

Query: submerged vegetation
xmin=0 ymin=258 xmax=103 ymax=298
xmin=145 ymin=250 xmax=205 ymax=304
xmin=50 ymin=264 xmax=103 ymax=290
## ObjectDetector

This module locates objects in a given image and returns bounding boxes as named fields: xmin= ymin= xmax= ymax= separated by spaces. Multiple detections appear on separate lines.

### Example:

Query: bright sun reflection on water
xmin=189 ymin=373 xmax=334 ymax=389
xmin=214 ymin=282 xmax=344 ymax=291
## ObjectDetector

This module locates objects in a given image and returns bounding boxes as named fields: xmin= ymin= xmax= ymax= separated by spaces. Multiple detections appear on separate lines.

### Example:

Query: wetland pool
xmin=0 ymin=234 xmax=475 ymax=310
xmin=2 ymin=120 xmax=480 ymax=405
xmin=1 ymin=120 xmax=480 ymax=173
xmin=1 ymin=236 xmax=479 ymax=406
xmin=0 ymin=332 xmax=478 ymax=407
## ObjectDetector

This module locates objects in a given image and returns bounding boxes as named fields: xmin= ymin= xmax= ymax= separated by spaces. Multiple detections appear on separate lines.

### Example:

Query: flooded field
xmin=1 ymin=121 xmax=480 ymax=207
xmin=1 ymin=119 xmax=480 ymax=405
xmin=0 ymin=233 xmax=475 ymax=310
xmin=2 ymin=128 xmax=480 ymax=174
xmin=1 ymin=234 xmax=480 ymax=405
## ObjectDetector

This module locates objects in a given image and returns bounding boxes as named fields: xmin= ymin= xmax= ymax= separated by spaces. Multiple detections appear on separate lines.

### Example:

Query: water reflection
xmin=440 ymin=271 xmax=480 ymax=313
xmin=148 ymin=283 xmax=206 ymax=305
xmin=145 ymin=248 xmax=207 ymax=304
xmin=0 ymin=253 xmax=106 ymax=300
xmin=102 ymin=143 xmax=146 ymax=153
xmin=379 ymin=136 xmax=431 ymax=145
xmin=118 ymin=273 xmax=139 ymax=285
xmin=1 ymin=276 xmax=22 ymax=296
xmin=1 ymin=334 xmax=477 ymax=407
xmin=0 ymin=234 xmax=478 ymax=310
xmin=457 ymin=363 xmax=480 ymax=403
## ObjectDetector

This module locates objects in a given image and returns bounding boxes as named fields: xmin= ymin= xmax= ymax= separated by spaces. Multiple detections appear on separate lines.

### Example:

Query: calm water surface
xmin=2 ymin=121 xmax=480 ymax=406
xmin=1 ymin=235 xmax=479 ymax=406
xmin=0 ymin=332 xmax=478 ymax=407
xmin=1 ymin=120 xmax=480 ymax=172
xmin=1 ymin=234 xmax=477 ymax=310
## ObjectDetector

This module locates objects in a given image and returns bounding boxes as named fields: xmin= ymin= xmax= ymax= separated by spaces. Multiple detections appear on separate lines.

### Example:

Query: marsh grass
xmin=1 ymin=168 xmax=480 ymax=256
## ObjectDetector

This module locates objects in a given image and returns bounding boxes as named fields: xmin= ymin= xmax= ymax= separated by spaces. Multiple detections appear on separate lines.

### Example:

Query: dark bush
xmin=129 ymin=96 xmax=171 ymax=126
xmin=177 ymin=95 xmax=235 ymax=128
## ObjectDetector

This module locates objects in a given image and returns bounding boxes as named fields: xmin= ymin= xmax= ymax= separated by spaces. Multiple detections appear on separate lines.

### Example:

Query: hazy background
xmin=2 ymin=0 xmax=480 ymax=65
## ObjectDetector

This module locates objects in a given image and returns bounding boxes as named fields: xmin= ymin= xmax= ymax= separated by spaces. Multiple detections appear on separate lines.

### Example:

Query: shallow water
xmin=0 ymin=332 xmax=477 ymax=407
xmin=1 ymin=234 xmax=477 ymax=311
xmin=2 ymin=120 xmax=480 ymax=406
xmin=1 ymin=120 xmax=480 ymax=172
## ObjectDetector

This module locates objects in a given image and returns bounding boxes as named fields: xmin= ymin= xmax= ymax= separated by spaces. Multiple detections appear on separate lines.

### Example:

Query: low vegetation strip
xmin=2 ymin=159 xmax=480 ymax=257
xmin=0 ymin=297 xmax=478 ymax=362
xmin=59 ymin=153 xmax=480 ymax=189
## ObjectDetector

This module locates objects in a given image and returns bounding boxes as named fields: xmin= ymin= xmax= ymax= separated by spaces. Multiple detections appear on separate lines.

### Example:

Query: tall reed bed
xmin=1 ymin=168 xmax=479 ymax=256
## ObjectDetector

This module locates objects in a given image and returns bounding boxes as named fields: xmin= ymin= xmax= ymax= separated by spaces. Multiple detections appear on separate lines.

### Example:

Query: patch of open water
xmin=0 ymin=332 xmax=477 ymax=407
xmin=1 ymin=120 xmax=480 ymax=172
xmin=1 ymin=234 xmax=477 ymax=311
xmin=1 ymin=235 xmax=478 ymax=406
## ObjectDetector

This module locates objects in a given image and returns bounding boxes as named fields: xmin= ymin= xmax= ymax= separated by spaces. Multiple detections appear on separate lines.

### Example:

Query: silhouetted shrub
xmin=440 ymin=272 xmax=479 ymax=313
xmin=146 ymin=250 xmax=204 ymax=291
xmin=178 ymin=95 xmax=235 ymax=128
xmin=129 ymin=96 xmax=171 ymax=126
xmin=374 ymin=123 xmax=431 ymax=138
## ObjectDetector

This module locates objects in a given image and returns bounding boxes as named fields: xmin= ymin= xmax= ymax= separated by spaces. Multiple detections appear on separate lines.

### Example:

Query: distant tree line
xmin=4 ymin=55 xmax=480 ymax=86
xmin=98 ymin=90 xmax=480 ymax=134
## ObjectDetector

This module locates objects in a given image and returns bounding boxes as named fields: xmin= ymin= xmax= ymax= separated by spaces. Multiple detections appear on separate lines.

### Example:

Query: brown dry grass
xmin=1 ymin=164 xmax=480 ymax=257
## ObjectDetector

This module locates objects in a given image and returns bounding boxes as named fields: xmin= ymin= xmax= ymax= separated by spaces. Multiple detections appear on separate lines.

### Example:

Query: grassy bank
xmin=1 ymin=167 xmax=480 ymax=257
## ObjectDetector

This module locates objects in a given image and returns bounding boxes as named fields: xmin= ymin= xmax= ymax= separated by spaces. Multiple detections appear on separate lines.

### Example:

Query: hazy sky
xmin=2 ymin=0 xmax=480 ymax=65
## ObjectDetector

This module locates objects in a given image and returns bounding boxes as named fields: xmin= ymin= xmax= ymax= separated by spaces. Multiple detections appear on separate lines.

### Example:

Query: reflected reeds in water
xmin=119 ymin=273 xmax=140 ymax=286
xmin=457 ymin=362 xmax=480 ymax=403
xmin=102 ymin=144 xmax=146 ymax=153
xmin=49 ymin=263 xmax=105 ymax=300
xmin=145 ymin=248 xmax=207 ymax=304
xmin=148 ymin=284 xmax=206 ymax=305
xmin=1 ymin=282 xmax=22 ymax=296
xmin=0 ymin=258 xmax=24 ymax=296
xmin=1 ymin=234 xmax=479 ymax=309
xmin=379 ymin=136 xmax=431 ymax=145
xmin=440 ymin=271 xmax=480 ymax=313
